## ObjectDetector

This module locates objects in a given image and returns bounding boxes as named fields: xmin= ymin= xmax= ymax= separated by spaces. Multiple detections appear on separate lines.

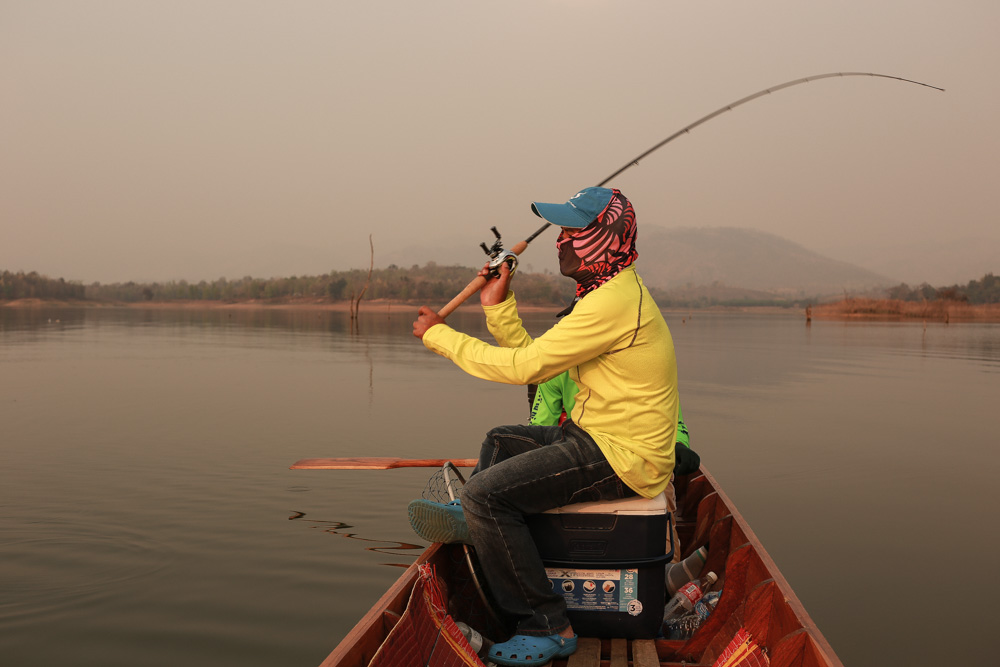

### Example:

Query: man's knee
xmin=483 ymin=424 xmax=521 ymax=441
xmin=461 ymin=474 xmax=489 ymax=516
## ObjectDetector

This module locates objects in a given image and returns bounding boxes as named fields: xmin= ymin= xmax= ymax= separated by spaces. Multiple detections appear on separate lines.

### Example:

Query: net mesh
xmin=421 ymin=464 xmax=467 ymax=503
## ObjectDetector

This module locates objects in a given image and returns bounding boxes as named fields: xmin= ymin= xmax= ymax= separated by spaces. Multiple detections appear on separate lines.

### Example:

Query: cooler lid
xmin=541 ymin=492 xmax=668 ymax=516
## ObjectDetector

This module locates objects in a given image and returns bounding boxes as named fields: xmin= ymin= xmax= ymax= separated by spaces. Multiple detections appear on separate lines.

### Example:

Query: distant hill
xmin=355 ymin=226 xmax=898 ymax=301
xmin=637 ymin=226 xmax=895 ymax=298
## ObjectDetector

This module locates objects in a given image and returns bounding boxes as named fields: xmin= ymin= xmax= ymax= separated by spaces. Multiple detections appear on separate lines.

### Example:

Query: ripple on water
xmin=0 ymin=518 xmax=174 ymax=626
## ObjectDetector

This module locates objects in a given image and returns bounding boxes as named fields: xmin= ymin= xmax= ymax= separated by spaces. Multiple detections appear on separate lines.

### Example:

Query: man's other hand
xmin=412 ymin=306 xmax=446 ymax=339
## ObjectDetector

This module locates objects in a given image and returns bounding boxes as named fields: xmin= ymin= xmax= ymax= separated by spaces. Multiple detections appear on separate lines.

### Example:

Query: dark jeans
xmin=462 ymin=422 xmax=637 ymax=637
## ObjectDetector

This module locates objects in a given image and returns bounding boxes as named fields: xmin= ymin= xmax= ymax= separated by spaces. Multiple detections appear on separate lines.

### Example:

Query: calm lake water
xmin=2 ymin=305 xmax=998 ymax=666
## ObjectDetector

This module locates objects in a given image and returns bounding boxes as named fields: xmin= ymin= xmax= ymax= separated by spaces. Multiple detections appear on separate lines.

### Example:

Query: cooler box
xmin=527 ymin=493 xmax=672 ymax=639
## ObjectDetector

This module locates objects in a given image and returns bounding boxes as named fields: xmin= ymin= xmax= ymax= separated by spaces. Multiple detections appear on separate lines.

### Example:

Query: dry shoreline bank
xmin=1 ymin=297 xmax=794 ymax=316
xmin=5 ymin=297 xmax=1000 ymax=322
xmin=810 ymin=298 xmax=1000 ymax=323
xmin=0 ymin=297 xmax=557 ymax=313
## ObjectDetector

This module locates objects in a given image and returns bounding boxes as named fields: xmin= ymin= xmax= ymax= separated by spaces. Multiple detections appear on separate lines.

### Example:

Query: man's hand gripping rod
xmin=436 ymin=225 xmax=545 ymax=317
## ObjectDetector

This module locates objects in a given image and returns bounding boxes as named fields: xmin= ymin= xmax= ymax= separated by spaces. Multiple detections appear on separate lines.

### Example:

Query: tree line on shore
xmin=1 ymin=270 xmax=86 ymax=301
xmin=3 ymin=267 xmax=998 ymax=306
xmin=1 ymin=265 xmax=575 ymax=306
xmin=885 ymin=274 xmax=999 ymax=304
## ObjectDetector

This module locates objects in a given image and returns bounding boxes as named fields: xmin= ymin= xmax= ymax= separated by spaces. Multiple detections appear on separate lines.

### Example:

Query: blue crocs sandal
xmin=407 ymin=499 xmax=471 ymax=545
xmin=488 ymin=633 xmax=577 ymax=666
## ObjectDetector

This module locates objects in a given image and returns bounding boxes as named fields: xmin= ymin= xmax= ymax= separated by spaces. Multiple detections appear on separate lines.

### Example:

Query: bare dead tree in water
xmin=350 ymin=235 xmax=374 ymax=333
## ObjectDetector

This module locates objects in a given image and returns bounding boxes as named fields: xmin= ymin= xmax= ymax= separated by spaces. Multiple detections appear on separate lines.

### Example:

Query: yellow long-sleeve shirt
xmin=422 ymin=265 xmax=678 ymax=498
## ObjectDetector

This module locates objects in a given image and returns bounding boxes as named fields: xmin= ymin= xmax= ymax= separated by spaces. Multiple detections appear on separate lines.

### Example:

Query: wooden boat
xmin=301 ymin=463 xmax=844 ymax=667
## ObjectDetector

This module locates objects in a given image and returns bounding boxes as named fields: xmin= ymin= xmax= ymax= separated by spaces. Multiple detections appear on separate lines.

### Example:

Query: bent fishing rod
xmin=436 ymin=71 xmax=943 ymax=317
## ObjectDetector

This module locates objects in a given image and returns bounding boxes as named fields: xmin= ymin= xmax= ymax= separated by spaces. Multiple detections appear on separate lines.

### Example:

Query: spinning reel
xmin=480 ymin=226 xmax=519 ymax=278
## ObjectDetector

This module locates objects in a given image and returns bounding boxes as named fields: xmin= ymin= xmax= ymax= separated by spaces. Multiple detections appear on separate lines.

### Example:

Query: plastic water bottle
xmin=663 ymin=614 xmax=701 ymax=640
xmin=665 ymin=546 xmax=708 ymax=597
xmin=663 ymin=571 xmax=717 ymax=621
xmin=663 ymin=589 xmax=721 ymax=640
xmin=694 ymin=591 xmax=721 ymax=620
xmin=456 ymin=622 xmax=494 ymax=660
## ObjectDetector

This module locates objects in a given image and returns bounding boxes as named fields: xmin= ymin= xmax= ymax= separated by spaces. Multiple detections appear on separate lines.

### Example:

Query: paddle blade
xmin=290 ymin=457 xmax=478 ymax=470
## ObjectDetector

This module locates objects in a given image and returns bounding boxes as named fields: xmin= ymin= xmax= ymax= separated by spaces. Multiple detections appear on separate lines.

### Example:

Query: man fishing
xmin=409 ymin=186 xmax=679 ymax=667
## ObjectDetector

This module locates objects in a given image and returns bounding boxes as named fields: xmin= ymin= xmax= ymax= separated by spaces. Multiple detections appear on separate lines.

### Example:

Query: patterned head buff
xmin=556 ymin=189 xmax=637 ymax=299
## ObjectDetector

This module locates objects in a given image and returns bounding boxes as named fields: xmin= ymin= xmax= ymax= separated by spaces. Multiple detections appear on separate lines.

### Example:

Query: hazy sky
xmin=3 ymin=1 xmax=997 ymax=286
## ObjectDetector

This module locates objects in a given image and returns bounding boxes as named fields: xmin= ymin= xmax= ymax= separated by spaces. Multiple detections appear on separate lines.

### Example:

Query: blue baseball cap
xmin=531 ymin=187 xmax=615 ymax=229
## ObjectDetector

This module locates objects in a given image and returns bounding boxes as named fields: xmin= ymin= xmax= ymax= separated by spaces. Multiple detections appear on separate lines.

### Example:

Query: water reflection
xmin=3 ymin=305 xmax=999 ymax=667
xmin=0 ymin=304 xmax=504 ymax=340
xmin=1 ymin=517 xmax=174 ymax=624
xmin=288 ymin=511 xmax=422 ymax=566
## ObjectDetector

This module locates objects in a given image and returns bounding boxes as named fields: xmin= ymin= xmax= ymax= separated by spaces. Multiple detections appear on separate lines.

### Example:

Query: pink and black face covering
xmin=532 ymin=187 xmax=638 ymax=300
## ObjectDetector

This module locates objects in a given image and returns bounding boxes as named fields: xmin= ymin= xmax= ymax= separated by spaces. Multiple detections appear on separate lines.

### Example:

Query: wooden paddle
xmin=290 ymin=457 xmax=478 ymax=470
